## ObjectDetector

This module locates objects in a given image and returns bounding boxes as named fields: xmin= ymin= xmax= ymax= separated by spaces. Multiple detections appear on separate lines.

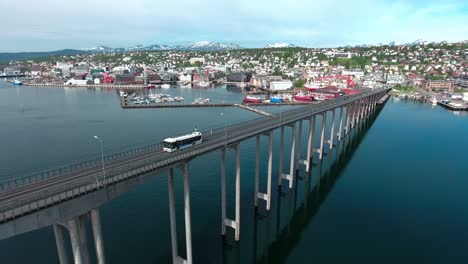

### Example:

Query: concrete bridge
xmin=0 ymin=88 xmax=391 ymax=264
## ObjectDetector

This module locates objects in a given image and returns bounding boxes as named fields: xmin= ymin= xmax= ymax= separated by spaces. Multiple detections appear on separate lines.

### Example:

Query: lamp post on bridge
xmin=220 ymin=112 xmax=227 ymax=147
xmin=93 ymin=136 xmax=106 ymax=187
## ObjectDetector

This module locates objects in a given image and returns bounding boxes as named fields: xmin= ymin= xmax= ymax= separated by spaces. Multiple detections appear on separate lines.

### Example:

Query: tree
xmin=293 ymin=79 xmax=305 ymax=88
xmin=272 ymin=67 xmax=282 ymax=76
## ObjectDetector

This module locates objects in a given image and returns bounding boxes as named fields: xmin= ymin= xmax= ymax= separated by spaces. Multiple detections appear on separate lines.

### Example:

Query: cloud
xmin=0 ymin=0 xmax=466 ymax=51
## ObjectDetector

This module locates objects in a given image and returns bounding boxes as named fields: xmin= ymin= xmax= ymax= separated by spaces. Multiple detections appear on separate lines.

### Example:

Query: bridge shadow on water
xmin=220 ymin=104 xmax=385 ymax=264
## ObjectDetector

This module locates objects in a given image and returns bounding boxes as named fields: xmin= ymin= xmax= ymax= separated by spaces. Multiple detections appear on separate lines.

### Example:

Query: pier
xmin=234 ymin=104 xmax=272 ymax=116
xmin=437 ymin=101 xmax=468 ymax=111
xmin=0 ymin=88 xmax=390 ymax=264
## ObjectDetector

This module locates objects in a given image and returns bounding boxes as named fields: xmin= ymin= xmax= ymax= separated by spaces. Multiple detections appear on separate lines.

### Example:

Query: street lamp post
xmin=93 ymin=136 xmax=106 ymax=187
xmin=220 ymin=112 xmax=227 ymax=146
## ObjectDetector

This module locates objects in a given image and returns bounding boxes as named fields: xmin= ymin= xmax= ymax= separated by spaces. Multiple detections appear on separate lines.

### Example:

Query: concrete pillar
xmin=328 ymin=108 xmax=336 ymax=150
xmin=278 ymin=126 xmax=284 ymax=186
xmin=235 ymin=144 xmax=241 ymax=241
xmin=220 ymin=148 xmax=226 ymax=236
xmin=355 ymin=99 xmax=361 ymax=124
xmin=68 ymin=218 xmax=83 ymax=264
xmin=344 ymin=103 xmax=350 ymax=135
xmin=288 ymin=124 xmax=296 ymax=189
xmin=90 ymin=209 xmax=105 ymax=264
xmin=167 ymin=168 xmax=178 ymax=263
xmin=337 ymin=106 xmax=344 ymax=141
xmin=266 ymin=131 xmax=273 ymax=210
xmin=183 ymin=162 xmax=193 ymax=264
xmin=296 ymin=120 xmax=303 ymax=167
xmin=351 ymin=101 xmax=356 ymax=129
xmin=254 ymin=136 xmax=260 ymax=207
xmin=53 ymin=224 xmax=69 ymax=264
xmin=319 ymin=113 xmax=326 ymax=160
xmin=78 ymin=214 xmax=90 ymax=264
xmin=305 ymin=115 xmax=315 ymax=172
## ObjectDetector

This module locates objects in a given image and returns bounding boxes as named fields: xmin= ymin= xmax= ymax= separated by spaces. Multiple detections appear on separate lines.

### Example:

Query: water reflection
xmin=248 ymin=106 xmax=382 ymax=264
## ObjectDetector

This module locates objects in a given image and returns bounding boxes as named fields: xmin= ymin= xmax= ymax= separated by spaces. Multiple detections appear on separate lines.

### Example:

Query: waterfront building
xmin=454 ymin=75 xmax=468 ymax=88
xmin=269 ymin=80 xmax=293 ymax=90
xmin=422 ymin=80 xmax=454 ymax=92
xmin=226 ymin=72 xmax=252 ymax=83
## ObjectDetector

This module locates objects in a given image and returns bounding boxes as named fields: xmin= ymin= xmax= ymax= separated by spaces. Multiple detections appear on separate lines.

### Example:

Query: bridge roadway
xmin=0 ymin=88 xmax=390 ymax=225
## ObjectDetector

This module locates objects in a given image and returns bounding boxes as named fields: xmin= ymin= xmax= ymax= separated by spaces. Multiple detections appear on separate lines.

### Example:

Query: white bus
xmin=162 ymin=131 xmax=203 ymax=152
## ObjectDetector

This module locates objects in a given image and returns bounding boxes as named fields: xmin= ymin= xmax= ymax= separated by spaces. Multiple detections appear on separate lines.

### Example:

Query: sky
xmin=0 ymin=0 xmax=467 ymax=52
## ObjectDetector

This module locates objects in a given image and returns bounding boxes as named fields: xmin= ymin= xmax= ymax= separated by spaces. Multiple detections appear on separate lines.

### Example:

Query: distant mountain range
xmin=264 ymin=43 xmax=296 ymax=48
xmin=81 ymin=41 xmax=241 ymax=53
xmin=0 ymin=41 xmax=242 ymax=62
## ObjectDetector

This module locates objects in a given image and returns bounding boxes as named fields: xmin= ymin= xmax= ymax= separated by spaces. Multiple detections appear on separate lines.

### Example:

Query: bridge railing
xmin=0 ymin=89 xmax=388 ymax=193
xmin=0 ymin=143 xmax=162 ymax=192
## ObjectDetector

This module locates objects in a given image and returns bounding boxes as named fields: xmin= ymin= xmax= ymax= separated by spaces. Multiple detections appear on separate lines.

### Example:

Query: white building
xmin=64 ymin=79 xmax=92 ymax=85
xmin=386 ymin=74 xmax=405 ymax=84
xmin=189 ymin=57 xmax=205 ymax=64
xmin=179 ymin=74 xmax=192 ymax=82
xmin=269 ymin=80 xmax=292 ymax=90
xmin=342 ymin=69 xmax=365 ymax=79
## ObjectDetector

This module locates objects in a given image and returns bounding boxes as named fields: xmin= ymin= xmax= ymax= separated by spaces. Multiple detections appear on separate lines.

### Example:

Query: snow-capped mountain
xmin=185 ymin=41 xmax=241 ymax=51
xmin=265 ymin=43 xmax=296 ymax=48
xmin=81 ymin=42 xmax=240 ymax=53
xmin=81 ymin=46 xmax=117 ymax=52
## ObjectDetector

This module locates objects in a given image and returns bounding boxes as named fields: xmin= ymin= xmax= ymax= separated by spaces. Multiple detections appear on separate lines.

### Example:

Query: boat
xmin=431 ymin=97 xmax=437 ymax=105
xmin=119 ymin=91 xmax=128 ymax=97
xmin=161 ymin=84 xmax=171 ymax=89
xmin=269 ymin=97 xmax=283 ymax=103
xmin=294 ymin=93 xmax=314 ymax=102
xmin=198 ymin=81 xmax=209 ymax=87
xmin=12 ymin=80 xmax=23 ymax=85
xmin=243 ymin=95 xmax=263 ymax=103
xmin=192 ymin=98 xmax=210 ymax=104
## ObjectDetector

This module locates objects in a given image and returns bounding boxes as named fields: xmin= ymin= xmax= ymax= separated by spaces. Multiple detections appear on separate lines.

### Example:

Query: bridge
xmin=0 ymin=88 xmax=391 ymax=264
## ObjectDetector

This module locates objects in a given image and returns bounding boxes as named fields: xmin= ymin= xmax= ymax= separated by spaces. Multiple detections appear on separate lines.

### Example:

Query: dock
xmin=234 ymin=104 xmax=272 ymax=116
xmin=437 ymin=101 xmax=468 ymax=111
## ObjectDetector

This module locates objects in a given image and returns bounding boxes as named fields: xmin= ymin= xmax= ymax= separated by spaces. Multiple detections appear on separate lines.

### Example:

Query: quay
xmin=437 ymin=101 xmax=468 ymax=111
xmin=234 ymin=104 xmax=272 ymax=117
xmin=0 ymin=88 xmax=390 ymax=264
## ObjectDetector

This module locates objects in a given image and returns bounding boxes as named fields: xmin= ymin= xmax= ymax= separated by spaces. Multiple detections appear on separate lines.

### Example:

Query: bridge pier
xmin=314 ymin=113 xmax=326 ymax=160
xmin=296 ymin=120 xmax=303 ymax=168
xmin=53 ymin=224 xmax=69 ymax=264
xmin=167 ymin=163 xmax=193 ymax=264
xmin=327 ymin=108 xmax=336 ymax=149
xmin=51 ymin=208 xmax=106 ymax=264
xmin=221 ymin=144 xmax=241 ymax=241
xmin=337 ymin=106 xmax=344 ymax=141
xmin=304 ymin=115 xmax=315 ymax=172
xmin=344 ymin=104 xmax=350 ymax=135
xmin=254 ymin=131 xmax=273 ymax=210
xmin=67 ymin=218 xmax=83 ymax=264
xmin=278 ymin=126 xmax=284 ymax=186
xmin=279 ymin=123 xmax=296 ymax=188
xmin=90 ymin=209 xmax=105 ymax=264
xmin=78 ymin=215 xmax=90 ymax=264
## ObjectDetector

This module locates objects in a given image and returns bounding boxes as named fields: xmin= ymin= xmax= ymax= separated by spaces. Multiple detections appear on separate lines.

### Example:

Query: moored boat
xmin=294 ymin=93 xmax=314 ymax=102
xmin=243 ymin=95 xmax=263 ymax=103
xmin=13 ymin=80 xmax=23 ymax=85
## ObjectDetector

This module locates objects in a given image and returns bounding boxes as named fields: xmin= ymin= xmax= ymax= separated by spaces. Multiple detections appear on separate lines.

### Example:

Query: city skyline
xmin=1 ymin=0 xmax=467 ymax=52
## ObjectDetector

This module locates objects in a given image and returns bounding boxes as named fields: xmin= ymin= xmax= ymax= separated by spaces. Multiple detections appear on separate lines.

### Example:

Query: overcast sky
xmin=1 ymin=0 xmax=467 ymax=52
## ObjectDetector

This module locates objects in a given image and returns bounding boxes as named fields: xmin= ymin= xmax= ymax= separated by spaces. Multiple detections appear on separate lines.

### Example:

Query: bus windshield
xmin=162 ymin=141 xmax=175 ymax=149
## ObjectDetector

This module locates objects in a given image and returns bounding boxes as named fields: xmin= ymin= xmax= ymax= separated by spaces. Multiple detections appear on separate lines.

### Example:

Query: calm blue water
xmin=0 ymin=81 xmax=467 ymax=264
